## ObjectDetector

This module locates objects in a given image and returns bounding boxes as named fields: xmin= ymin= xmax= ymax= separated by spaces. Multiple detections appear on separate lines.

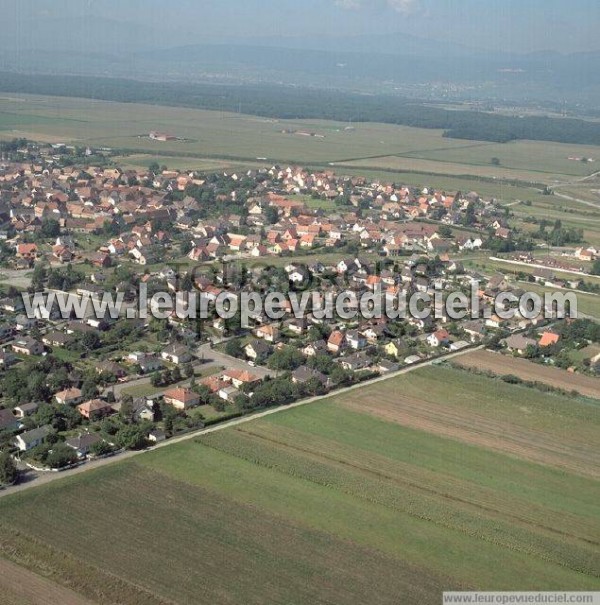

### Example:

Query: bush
xmin=45 ymin=443 xmax=78 ymax=469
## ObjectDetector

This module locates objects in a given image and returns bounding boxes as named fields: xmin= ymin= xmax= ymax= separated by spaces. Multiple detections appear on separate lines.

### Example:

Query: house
xmin=132 ymin=398 xmax=156 ymax=423
xmin=327 ymin=330 xmax=346 ymax=354
xmin=13 ymin=402 xmax=39 ymax=419
xmin=254 ymin=324 xmax=280 ymax=343
xmin=15 ymin=425 xmax=52 ymax=451
xmin=65 ymin=433 xmax=103 ymax=457
xmin=222 ymin=369 xmax=260 ymax=389
xmin=378 ymin=360 xmax=399 ymax=374
xmin=244 ymin=339 xmax=271 ymax=362
xmin=54 ymin=387 xmax=83 ymax=405
xmin=338 ymin=353 xmax=371 ymax=372
xmin=0 ymin=350 xmax=17 ymax=369
xmin=346 ymin=330 xmax=367 ymax=350
xmin=161 ymin=344 xmax=192 ymax=365
xmin=427 ymin=329 xmax=450 ymax=347
xmin=463 ymin=320 xmax=486 ymax=342
xmin=164 ymin=387 xmax=200 ymax=411
xmin=384 ymin=339 xmax=407 ymax=358
xmin=97 ymin=361 xmax=127 ymax=380
xmin=539 ymin=332 xmax=560 ymax=347
xmin=302 ymin=340 xmax=327 ymax=357
xmin=12 ymin=337 xmax=44 ymax=357
xmin=138 ymin=356 xmax=164 ymax=374
xmin=42 ymin=331 xmax=72 ymax=348
xmin=148 ymin=429 xmax=166 ymax=443
xmin=503 ymin=334 xmax=538 ymax=354
xmin=291 ymin=366 xmax=328 ymax=387
xmin=218 ymin=386 xmax=240 ymax=402
xmin=91 ymin=252 xmax=111 ymax=269
xmin=449 ymin=341 xmax=470 ymax=352
xmin=16 ymin=243 xmax=38 ymax=260
xmin=15 ymin=314 xmax=35 ymax=332
xmin=77 ymin=399 xmax=114 ymax=421
xmin=0 ymin=408 xmax=19 ymax=432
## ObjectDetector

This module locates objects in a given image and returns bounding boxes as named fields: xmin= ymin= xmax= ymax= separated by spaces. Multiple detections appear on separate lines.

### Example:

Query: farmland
xmin=0 ymin=366 xmax=598 ymax=604
xmin=454 ymin=350 xmax=600 ymax=400
xmin=1 ymin=94 xmax=598 ymax=185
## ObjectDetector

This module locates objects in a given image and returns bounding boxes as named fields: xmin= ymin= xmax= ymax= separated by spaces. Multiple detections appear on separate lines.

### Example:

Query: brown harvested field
xmin=0 ymin=559 xmax=96 ymax=605
xmin=455 ymin=350 xmax=600 ymax=400
xmin=336 ymin=368 xmax=600 ymax=479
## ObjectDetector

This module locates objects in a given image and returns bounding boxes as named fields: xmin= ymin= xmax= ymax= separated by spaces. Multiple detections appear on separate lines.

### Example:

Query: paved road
xmin=105 ymin=344 xmax=273 ymax=398
xmin=2 ymin=345 xmax=482 ymax=499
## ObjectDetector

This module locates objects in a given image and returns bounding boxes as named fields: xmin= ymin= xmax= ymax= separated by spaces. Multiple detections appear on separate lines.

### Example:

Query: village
xmin=0 ymin=140 xmax=598 ymax=480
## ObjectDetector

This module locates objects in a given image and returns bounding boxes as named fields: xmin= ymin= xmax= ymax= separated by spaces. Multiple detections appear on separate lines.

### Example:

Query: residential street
xmin=104 ymin=343 xmax=273 ymax=398
xmin=2 ymin=345 xmax=482 ymax=499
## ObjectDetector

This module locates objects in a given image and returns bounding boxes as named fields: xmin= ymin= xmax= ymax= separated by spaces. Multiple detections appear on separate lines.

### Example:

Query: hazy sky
xmin=2 ymin=0 xmax=599 ymax=54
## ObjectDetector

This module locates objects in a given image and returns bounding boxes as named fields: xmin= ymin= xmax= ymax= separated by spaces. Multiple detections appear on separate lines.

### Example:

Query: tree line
xmin=3 ymin=72 xmax=600 ymax=146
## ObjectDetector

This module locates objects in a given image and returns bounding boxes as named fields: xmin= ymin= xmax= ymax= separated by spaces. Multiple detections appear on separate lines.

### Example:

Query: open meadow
xmin=0 ymin=366 xmax=598 ymax=604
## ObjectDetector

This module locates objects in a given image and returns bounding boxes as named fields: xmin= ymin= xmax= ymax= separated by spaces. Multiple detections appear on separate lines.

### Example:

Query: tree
xmin=81 ymin=380 xmax=99 ymax=401
xmin=267 ymin=347 xmax=304 ymax=371
xmin=116 ymin=425 xmax=147 ymax=450
xmin=45 ymin=443 xmax=78 ymax=469
xmin=0 ymin=452 xmax=17 ymax=485
xmin=225 ymin=339 xmax=244 ymax=358
xmin=438 ymin=224 xmax=453 ymax=238
xmin=80 ymin=331 xmax=101 ymax=352
xmin=194 ymin=384 xmax=213 ymax=405
xmin=592 ymin=260 xmax=600 ymax=276
xmin=265 ymin=206 xmax=279 ymax=225
xmin=180 ymin=240 xmax=193 ymax=256
xmin=40 ymin=218 xmax=61 ymax=239
xmin=119 ymin=395 xmax=134 ymax=423
xmin=491 ymin=157 xmax=501 ymax=166
xmin=89 ymin=440 xmax=114 ymax=457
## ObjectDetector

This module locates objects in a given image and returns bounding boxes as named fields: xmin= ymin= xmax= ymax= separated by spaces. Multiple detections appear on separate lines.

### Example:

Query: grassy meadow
xmin=0 ymin=366 xmax=598 ymax=604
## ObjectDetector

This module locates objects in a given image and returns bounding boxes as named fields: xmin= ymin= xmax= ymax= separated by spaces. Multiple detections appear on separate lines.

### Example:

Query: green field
xmin=1 ymin=93 xmax=598 ymax=184
xmin=0 ymin=366 xmax=598 ymax=604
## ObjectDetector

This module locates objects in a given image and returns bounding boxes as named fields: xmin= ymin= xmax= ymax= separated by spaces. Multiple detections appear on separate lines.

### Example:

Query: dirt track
xmin=0 ymin=558 xmax=95 ymax=605
xmin=455 ymin=350 xmax=600 ymax=400
xmin=340 ymin=385 xmax=600 ymax=479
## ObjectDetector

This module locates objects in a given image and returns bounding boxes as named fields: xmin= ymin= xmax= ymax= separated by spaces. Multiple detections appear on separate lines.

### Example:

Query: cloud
xmin=335 ymin=0 xmax=418 ymax=13
xmin=334 ymin=0 xmax=361 ymax=9
xmin=387 ymin=0 xmax=418 ymax=13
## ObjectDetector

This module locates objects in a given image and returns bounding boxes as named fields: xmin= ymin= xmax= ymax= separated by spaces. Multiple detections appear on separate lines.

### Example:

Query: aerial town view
xmin=0 ymin=2 xmax=598 ymax=604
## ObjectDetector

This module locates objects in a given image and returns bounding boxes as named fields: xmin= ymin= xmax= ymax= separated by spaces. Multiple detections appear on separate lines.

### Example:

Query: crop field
xmin=0 ymin=366 xmax=598 ymax=604
xmin=1 ymin=94 xmax=598 ymax=185
xmin=454 ymin=350 xmax=600 ymax=399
